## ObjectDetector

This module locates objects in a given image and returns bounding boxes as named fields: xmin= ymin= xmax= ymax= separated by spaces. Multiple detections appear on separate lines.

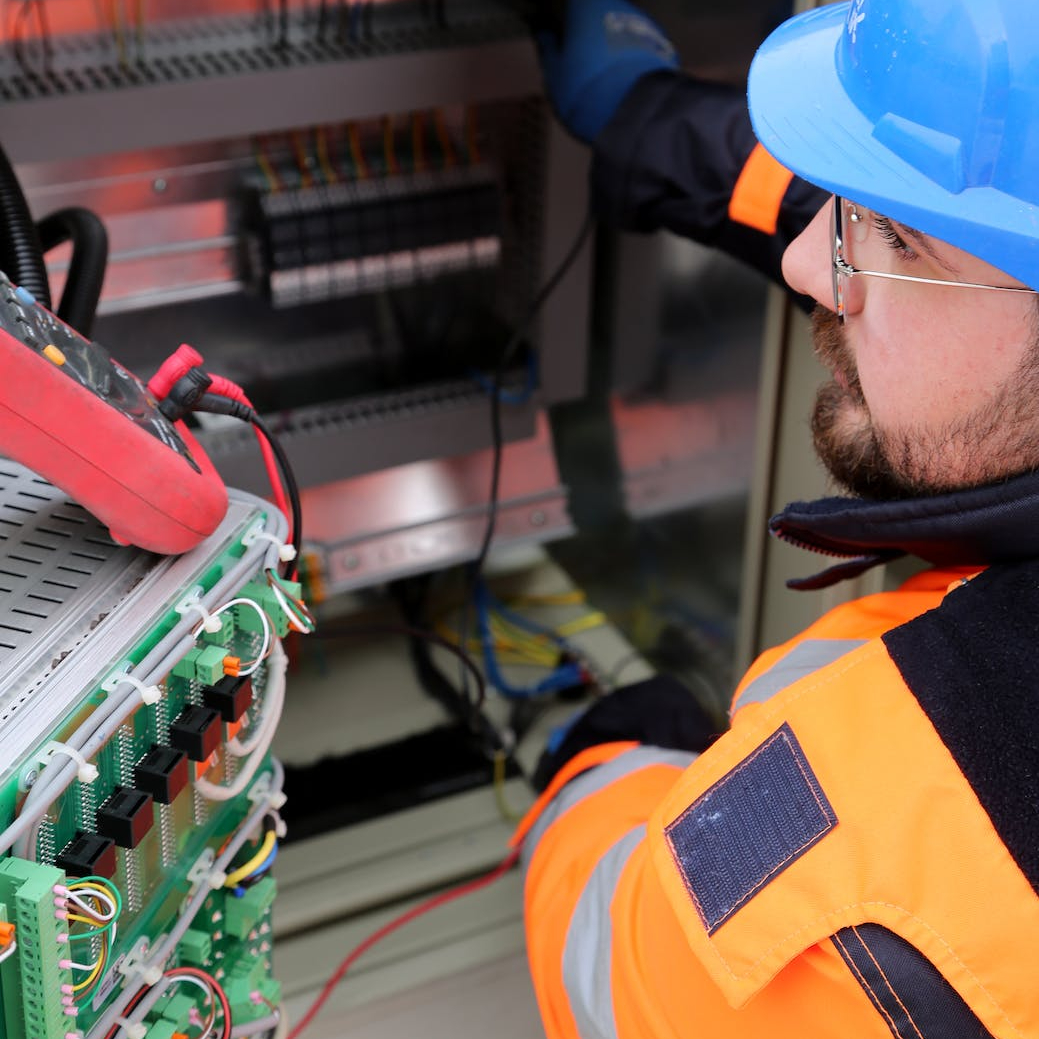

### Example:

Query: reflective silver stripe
xmin=731 ymin=638 xmax=867 ymax=716
xmin=562 ymin=825 xmax=644 ymax=1039
xmin=521 ymin=747 xmax=696 ymax=870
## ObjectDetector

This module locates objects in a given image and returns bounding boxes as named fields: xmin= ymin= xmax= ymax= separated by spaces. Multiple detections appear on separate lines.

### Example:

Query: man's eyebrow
xmin=894 ymin=219 xmax=960 ymax=273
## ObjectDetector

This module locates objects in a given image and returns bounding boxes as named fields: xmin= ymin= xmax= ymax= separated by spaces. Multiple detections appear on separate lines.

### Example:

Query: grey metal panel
xmin=196 ymin=382 xmax=538 ymax=492
xmin=3 ymin=38 xmax=541 ymax=164
xmin=292 ymin=411 xmax=572 ymax=594
xmin=0 ymin=465 xmax=269 ymax=775
xmin=535 ymin=121 xmax=594 ymax=404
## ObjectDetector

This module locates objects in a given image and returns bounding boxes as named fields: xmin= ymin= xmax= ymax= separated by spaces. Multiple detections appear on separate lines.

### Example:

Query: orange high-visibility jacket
xmin=515 ymin=564 xmax=1039 ymax=1038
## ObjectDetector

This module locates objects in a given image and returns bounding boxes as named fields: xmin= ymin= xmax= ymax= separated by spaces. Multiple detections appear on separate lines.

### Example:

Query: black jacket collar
xmin=770 ymin=469 xmax=1039 ymax=590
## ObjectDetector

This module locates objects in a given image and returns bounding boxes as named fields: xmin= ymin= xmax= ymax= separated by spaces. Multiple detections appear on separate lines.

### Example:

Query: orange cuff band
xmin=728 ymin=143 xmax=795 ymax=235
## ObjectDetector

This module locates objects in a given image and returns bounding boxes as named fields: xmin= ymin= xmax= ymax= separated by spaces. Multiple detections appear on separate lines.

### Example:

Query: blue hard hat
xmin=748 ymin=0 xmax=1039 ymax=290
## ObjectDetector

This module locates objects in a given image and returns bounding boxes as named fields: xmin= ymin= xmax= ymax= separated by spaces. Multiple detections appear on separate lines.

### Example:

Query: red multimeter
xmin=0 ymin=272 xmax=227 ymax=554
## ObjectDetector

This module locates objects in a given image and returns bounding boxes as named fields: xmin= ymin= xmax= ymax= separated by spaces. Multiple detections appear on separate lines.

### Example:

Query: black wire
xmin=313 ymin=619 xmax=488 ymax=712
xmin=470 ymin=206 xmax=595 ymax=583
xmin=454 ymin=207 xmax=596 ymax=691
xmin=278 ymin=0 xmax=289 ymax=47
xmin=249 ymin=411 xmax=302 ymax=575
xmin=36 ymin=206 xmax=108 ymax=336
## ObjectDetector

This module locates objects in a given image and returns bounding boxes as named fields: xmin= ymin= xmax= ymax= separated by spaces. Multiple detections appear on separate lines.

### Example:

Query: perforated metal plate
xmin=0 ymin=460 xmax=269 ymax=779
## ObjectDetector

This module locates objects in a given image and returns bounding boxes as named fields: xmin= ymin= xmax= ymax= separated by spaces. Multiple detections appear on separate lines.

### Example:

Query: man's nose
xmin=782 ymin=197 xmax=837 ymax=313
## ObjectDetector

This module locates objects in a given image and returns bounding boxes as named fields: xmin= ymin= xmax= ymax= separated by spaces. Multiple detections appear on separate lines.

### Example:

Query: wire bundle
xmin=223 ymin=816 xmax=278 ymax=896
xmin=64 ymin=876 xmax=122 ymax=1004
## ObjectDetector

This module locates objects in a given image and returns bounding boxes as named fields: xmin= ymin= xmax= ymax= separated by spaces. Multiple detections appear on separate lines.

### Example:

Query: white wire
xmin=198 ymin=597 xmax=272 ymax=677
xmin=67 ymin=887 xmax=118 ymax=922
xmin=67 ymin=954 xmax=102 ymax=972
xmin=195 ymin=640 xmax=286 ymax=802
xmin=0 ymin=942 xmax=16 ymax=965
xmin=164 ymin=972 xmax=217 ymax=1034
xmin=265 ymin=577 xmax=312 ymax=633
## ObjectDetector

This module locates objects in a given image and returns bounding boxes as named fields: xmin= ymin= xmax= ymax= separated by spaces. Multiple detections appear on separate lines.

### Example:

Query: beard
xmin=809 ymin=306 xmax=1039 ymax=499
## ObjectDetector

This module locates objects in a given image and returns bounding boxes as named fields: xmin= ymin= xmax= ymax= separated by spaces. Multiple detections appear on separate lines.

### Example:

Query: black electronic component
xmin=134 ymin=744 xmax=189 ymax=804
xmin=169 ymin=705 xmax=222 ymax=762
xmin=203 ymin=674 xmax=254 ymax=723
xmin=55 ymin=831 xmax=117 ymax=879
xmin=96 ymin=787 xmax=155 ymax=849
xmin=242 ymin=171 xmax=504 ymax=308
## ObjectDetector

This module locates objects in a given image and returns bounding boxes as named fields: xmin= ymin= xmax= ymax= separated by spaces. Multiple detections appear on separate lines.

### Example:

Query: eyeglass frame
xmin=830 ymin=194 xmax=1038 ymax=323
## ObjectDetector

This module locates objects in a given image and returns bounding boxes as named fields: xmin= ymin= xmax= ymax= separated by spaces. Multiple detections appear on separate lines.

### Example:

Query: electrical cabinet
xmin=3 ymin=0 xmax=592 ymax=594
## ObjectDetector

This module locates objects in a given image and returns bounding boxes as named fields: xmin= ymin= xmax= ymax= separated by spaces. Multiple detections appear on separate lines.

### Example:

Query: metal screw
xmin=20 ymin=767 xmax=38 ymax=791
xmin=530 ymin=510 xmax=547 ymax=527
xmin=152 ymin=177 xmax=168 ymax=194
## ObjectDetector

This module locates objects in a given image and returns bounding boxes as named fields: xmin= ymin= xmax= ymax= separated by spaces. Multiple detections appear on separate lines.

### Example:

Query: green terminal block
xmin=0 ymin=859 xmax=73 ymax=1039
xmin=224 ymin=876 xmax=277 ymax=940
xmin=178 ymin=928 xmax=212 ymax=967
xmin=237 ymin=580 xmax=301 ymax=638
xmin=142 ymin=1020 xmax=180 ymax=1039
xmin=224 ymin=970 xmax=281 ymax=1025
xmin=200 ymin=611 xmax=235 ymax=646
xmin=155 ymin=990 xmax=196 ymax=1026
xmin=171 ymin=645 xmax=228 ymax=685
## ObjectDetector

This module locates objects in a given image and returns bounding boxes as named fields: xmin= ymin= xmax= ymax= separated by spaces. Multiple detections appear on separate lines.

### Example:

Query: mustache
xmin=811 ymin=307 xmax=863 ymax=398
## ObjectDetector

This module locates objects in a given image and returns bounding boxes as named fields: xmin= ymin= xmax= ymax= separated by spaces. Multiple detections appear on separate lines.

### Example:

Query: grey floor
xmin=282 ymin=951 xmax=544 ymax=1039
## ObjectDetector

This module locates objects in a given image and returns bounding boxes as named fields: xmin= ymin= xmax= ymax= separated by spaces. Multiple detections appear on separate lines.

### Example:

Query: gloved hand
xmin=536 ymin=0 xmax=679 ymax=144
xmin=532 ymin=673 xmax=722 ymax=791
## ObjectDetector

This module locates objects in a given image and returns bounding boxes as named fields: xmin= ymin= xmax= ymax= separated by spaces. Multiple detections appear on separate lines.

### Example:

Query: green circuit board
xmin=0 ymin=471 xmax=296 ymax=1039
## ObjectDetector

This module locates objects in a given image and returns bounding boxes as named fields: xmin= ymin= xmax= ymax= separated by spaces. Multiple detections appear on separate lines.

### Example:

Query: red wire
xmin=206 ymin=374 xmax=293 ymax=539
xmin=285 ymin=846 xmax=522 ymax=1039
xmin=148 ymin=346 xmax=293 ymax=542
xmin=164 ymin=966 xmax=232 ymax=1039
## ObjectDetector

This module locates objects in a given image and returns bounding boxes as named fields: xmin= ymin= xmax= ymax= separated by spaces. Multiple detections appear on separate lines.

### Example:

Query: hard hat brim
xmin=748 ymin=2 xmax=1039 ymax=289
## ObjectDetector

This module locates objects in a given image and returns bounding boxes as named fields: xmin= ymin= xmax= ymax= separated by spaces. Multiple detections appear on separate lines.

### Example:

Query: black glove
xmin=532 ymin=673 xmax=723 ymax=792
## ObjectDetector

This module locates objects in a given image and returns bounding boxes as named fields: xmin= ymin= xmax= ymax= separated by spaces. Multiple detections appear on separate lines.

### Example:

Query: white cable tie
xmin=175 ymin=591 xmax=223 ymax=634
xmin=41 ymin=742 xmax=98 ymax=785
xmin=102 ymin=672 xmax=161 ymax=706
xmin=242 ymin=528 xmax=296 ymax=562
xmin=113 ymin=1018 xmax=147 ymax=1039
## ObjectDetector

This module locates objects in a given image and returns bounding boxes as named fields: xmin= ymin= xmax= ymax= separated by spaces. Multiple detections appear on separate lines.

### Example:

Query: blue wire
xmin=484 ymin=587 xmax=568 ymax=647
xmin=469 ymin=350 xmax=538 ymax=404
xmin=231 ymin=843 xmax=279 ymax=898
xmin=474 ymin=578 xmax=583 ymax=700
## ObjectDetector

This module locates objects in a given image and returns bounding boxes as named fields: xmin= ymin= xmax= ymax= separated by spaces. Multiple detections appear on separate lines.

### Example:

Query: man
xmin=515 ymin=0 xmax=1039 ymax=1035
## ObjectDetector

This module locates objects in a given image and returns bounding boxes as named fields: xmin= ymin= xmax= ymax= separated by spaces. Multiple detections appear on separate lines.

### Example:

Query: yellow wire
xmin=556 ymin=611 xmax=608 ymax=638
xmin=66 ymin=912 xmax=106 ymax=928
xmin=493 ymin=751 xmax=521 ymax=823
xmin=488 ymin=613 xmax=561 ymax=664
xmin=433 ymin=620 xmax=555 ymax=666
xmin=432 ymin=108 xmax=456 ymax=168
xmin=382 ymin=114 xmax=398 ymax=174
xmin=507 ymin=591 xmax=587 ymax=607
xmin=224 ymin=830 xmax=277 ymax=888
xmin=253 ymin=139 xmax=280 ymax=192
xmin=72 ymin=934 xmax=107 ymax=993
xmin=68 ymin=879 xmax=118 ymax=901
xmin=315 ymin=127 xmax=337 ymax=184
xmin=347 ymin=122 xmax=368 ymax=179
xmin=411 ymin=111 xmax=426 ymax=173
xmin=291 ymin=131 xmax=313 ymax=188
xmin=109 ymin=0 xmax=126 ymax=67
